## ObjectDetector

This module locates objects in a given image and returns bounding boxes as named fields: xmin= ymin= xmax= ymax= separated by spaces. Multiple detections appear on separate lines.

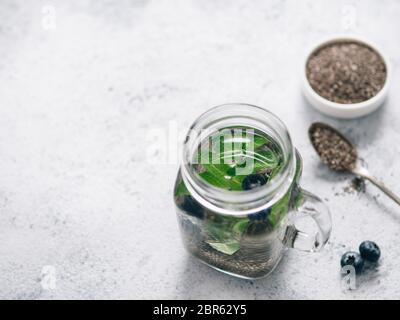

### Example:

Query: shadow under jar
xmin=173 ymin=104 xmax=331 ymax=279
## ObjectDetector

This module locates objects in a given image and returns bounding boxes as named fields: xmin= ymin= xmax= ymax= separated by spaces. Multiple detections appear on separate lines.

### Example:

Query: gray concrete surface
xmin=0 ymin=0 xmax=400 ymax=299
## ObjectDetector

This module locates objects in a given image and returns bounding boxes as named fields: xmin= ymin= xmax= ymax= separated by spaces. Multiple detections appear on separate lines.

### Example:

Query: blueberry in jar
xmin=242 ymin=173 xmax=268 ymax=190
xmin=359 ymin=241 xmax=380 ymax=263
xmin=246 ymin=208 xmax=272 ymax=235
xmin=340 ymin=251 xmax=364 ymax=274
xmin=180 ymin=195 xmax=204 ymax=219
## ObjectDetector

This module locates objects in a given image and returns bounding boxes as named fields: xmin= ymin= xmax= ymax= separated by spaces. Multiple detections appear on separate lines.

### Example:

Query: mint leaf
xmin=198 ymin=171 xmax=233 ymax=189
xmin=252 ymin=135 xmax=268 ymax=149
xmin=175 ymin=181 xmax=190 ymax=197
xmin=268 ymin=190 xmax=291 ymax=227
xmin=254 ymin=149 xmax=279 ymax=166
xmin=193 ymin=127 xmax=283 ymax=191
xmin=232 ymin=219 xmax=249 ymax=235
xmin=207 ymin=240 xmax=240 ymax=255
xmin=200 ymin=162 xmax=243 ymax=190
xmin=206 ymin=221 xmax=234 ymax=242
xmin=293 ymin=190 xmax=305 ymax=209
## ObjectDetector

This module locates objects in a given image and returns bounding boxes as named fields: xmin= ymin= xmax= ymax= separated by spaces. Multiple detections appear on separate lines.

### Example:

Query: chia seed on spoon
xmin=309 ymin=123 xmax=400 ymax=206
xmin=309 ymin=123 xmax=357 ymax=171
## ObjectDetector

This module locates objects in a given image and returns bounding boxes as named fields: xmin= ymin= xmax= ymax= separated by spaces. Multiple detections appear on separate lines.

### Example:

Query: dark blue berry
xmin=242 ymin=173 xmax=267 ymax=190
xmin=181 ymin=196 xmax=204 ymax=219
xmin=359 ymin=241 xmax=380 ymax=262
xmin=340 ymin=251 xmax=364 ymax=274
xmin=248 ymin=207 xmax=271 ymax=221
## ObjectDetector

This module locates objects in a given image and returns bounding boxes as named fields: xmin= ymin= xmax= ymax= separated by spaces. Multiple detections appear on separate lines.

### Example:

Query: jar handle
xmin=283 ymin=188 xmax=332 ymax=252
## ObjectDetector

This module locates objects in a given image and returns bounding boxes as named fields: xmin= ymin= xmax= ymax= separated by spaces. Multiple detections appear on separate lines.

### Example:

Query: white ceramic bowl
xmin=302 ymin=35 xmax=391 ymax=119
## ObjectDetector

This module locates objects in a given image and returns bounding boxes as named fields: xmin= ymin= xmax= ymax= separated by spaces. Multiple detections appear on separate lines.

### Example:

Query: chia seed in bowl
xmin=302 ymin=36 xmax=391 ymax=119
xmin=306 ymin=41 xmax=387 ymax=104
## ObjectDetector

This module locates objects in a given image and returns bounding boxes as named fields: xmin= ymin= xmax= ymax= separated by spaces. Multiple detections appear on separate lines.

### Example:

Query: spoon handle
xmin=355 ymin=171 xmax=400 ymax=206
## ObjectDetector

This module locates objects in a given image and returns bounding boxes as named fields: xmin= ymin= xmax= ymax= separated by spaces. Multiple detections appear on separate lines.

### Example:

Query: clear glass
xmin=173 ymin=104 xmax=331 ymax=279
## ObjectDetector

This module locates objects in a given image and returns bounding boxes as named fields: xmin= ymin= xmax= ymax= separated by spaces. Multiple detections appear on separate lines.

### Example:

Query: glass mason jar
xmin=173 ymin=104 xmax=331 ymax=279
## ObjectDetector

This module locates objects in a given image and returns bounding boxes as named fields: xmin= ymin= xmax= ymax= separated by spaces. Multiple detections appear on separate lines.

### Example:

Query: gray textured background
xmin=0 ymin=0 xmax=399 ymax=299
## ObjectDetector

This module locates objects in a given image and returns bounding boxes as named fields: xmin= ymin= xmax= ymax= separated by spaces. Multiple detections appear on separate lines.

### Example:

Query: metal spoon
xmin=309 ymin=122 xmax=400 ymax=206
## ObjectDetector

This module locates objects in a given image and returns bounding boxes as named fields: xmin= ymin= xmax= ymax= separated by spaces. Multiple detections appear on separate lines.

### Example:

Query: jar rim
xmin=180 ymin=103 xmax=296 ymax=215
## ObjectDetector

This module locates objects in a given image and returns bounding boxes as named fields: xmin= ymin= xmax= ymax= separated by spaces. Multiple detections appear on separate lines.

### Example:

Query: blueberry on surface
xmin=340 ymin=251 xmax=364 ymax=274
xmin=359 ymin=241 xmax=381 ymax=263
xmin=242 ymin=173 xmax=267 ymax=190
xmin=181 ymin=195 xmax=204 ymax=219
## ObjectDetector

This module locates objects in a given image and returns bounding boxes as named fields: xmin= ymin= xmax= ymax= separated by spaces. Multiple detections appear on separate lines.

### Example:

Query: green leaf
xmin=252 ymin=135 xmax=269 ymax=149
xmin=209 ymin=128 xmax=267 ymax=152
xmin=293 ymin=189 xmax=305 ymax=209
xmin=204 ymin=216 xmax=248 ymax=255
xmin=207 ymin=240 xmax=241 ymax=255
xmin=175 ymin=181 xmax=190 ymax=197
xmin=268 ymin=190 xmax=291 ymax=227
xmin=232 ymin=219 xmax=249 ymax=235
xmin=202 ymin=161 xmax=231 ymax=177
xmin=255 ymin=149 xmax=279 ymax=166
xmin=205 ymin=220 xmax=233 ymax=242
xmin=198 ymin=171 xmax=233 ymax=190
xmin=200 ymin=162 xmax=243 ymax=191
xmin=269 ymin=162 xmax=283 ymax=180
xmin=193 ymin=128 xmax=284 ymax=191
